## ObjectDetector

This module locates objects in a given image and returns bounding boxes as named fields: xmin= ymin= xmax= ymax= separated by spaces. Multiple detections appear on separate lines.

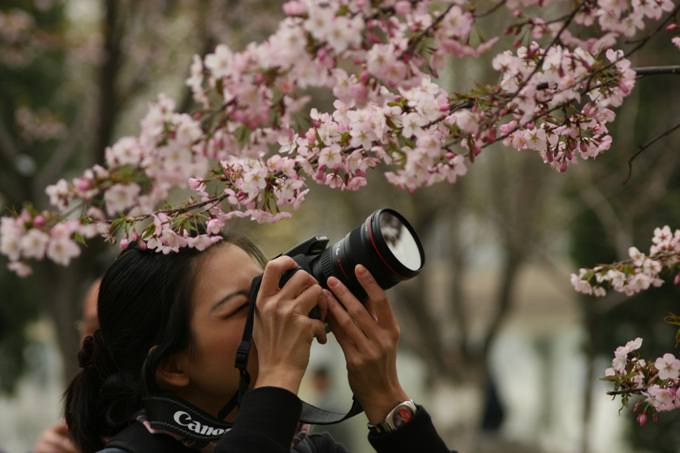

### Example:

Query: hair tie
xmin=77 ymin=330 xmax=116 ymax=376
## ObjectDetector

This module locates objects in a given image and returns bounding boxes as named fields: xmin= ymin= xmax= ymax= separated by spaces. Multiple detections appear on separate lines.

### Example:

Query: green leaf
xmin=73 ymin=232 xmax=87 ymax=246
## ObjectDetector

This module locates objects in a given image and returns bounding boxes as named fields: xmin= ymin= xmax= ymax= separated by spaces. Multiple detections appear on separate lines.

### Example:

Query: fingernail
xmin=356 ymin=264 xmax=366 ymax=275
xmin=327 ymin=277 xmax=339 ymax=288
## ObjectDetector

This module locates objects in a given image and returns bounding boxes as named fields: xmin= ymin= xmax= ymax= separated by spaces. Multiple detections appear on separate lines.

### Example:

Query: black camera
xmin=250 ymin=208 xmax=425 ymax=318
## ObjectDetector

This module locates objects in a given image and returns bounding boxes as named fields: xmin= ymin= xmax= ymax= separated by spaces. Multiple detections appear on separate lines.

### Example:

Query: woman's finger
xmin=354 ymin=265 xmax=397 ymax=327
xmin=325 ymin=280 xmax=371 ymax=348
xmin=259 ymin=255 xmax=299 ymax=297
xmin=325 ymin=291 xmax=359 ymax=352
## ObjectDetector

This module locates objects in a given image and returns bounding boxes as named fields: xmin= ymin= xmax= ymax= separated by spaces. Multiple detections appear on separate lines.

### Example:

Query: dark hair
xmin=63 ymin=232 xmax=267 ymax=453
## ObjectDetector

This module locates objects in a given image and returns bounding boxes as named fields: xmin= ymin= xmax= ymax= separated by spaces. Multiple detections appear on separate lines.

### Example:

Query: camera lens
xmin=310 ymin=208 xmax=424 ymax=301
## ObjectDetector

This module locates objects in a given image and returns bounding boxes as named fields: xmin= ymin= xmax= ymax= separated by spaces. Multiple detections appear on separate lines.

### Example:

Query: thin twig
xmin=624 ymin=122 xmax=680 ymax=185
xmin=591 ymin=251 xmax=680 ymax=273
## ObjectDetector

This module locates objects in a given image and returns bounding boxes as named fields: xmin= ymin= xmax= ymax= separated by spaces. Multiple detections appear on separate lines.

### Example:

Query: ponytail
xmin=64 ymin=331 xmax=141 ymax=453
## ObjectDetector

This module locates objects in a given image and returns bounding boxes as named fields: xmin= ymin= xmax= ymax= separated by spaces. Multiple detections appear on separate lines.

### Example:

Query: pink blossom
xmin=326 ymin=15 xmax=364 ymax=53
xmin=206 ymin=218 xmax=225 ymax=235
xmin=106 ymin=136 xmax=143 ymax=167
xmin=8 ymin=260 xmax=32 ymax=277
xmin=282 ymin=0 xmax=306 ymax=16
xmin=20 ymin=229 xmax=50 ymax=260
xmin=239 ymin=162 xmax=269 ymax=200
xmin=204 ymin=44 xmax=233 ymax=79
xmin=104 ymin=183 xmax=142 ymax=216
xmin=633 ymin=0 xmax=675 ymax=20
xmin=304 ymin=4 xmax=335 ymax=40
xmin=0 ymin=216 xmax=24 ymax=261
xmin=673 ymin=36 xmax=680 ymax=51
xmin=655 ymin=353 xmax=680 ymax=381
xmin=318 ymin=144 xmax=343 ymax=169
xmin=645 ymin=385 xmax=676 ymax=412
xmin=45 ymin=178 xmax=70 ymax=210
xmin=189 ymin=234 xmax=222 ymax=251
xmin=394 ymin=1 xmax=412 ymax=17
xmin=454 ymin=110 xmax=481 ymax=134
xmin=437 ymin=6 xmax=473 ymax=40
xmin=46 ymin=224 xmax=80 ymax=266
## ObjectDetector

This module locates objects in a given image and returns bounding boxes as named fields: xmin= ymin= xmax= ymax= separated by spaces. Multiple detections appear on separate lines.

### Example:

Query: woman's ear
xmin=155 ymin=351 xmax=190 ymax=389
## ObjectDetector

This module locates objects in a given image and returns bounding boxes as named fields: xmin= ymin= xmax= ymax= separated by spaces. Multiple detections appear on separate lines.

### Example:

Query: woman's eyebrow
xmin=210 ymin=289 xmax=250 ymax=313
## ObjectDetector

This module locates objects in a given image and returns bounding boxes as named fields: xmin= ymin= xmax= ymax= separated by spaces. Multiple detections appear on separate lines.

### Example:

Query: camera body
xmin=250 ymin=209 xmax=425 ymax=319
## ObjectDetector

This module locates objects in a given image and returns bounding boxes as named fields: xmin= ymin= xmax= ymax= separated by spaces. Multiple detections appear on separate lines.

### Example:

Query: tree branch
xmin=634 ymin=66 xmax=680 ymax=77
xmin=36 ymin=111 xmax=91 ymax=192
xmin=607 ymin=387 xmax=647 ymax=396
xmin=624 ymin=122 xmax=680 ymax=185
xmin=0 ymin=118 xmax=19 ymax=164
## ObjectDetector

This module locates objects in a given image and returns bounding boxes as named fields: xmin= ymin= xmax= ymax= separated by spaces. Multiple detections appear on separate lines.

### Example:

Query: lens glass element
xmin=379 ymin=211 xmax=422 ymax=271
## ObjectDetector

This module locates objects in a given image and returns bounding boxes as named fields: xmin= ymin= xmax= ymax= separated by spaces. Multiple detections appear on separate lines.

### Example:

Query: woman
xmin=64 ymin=233 xmax=453 ymax=452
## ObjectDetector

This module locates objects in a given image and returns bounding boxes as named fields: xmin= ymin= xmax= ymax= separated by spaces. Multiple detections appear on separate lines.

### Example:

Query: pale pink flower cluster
xmin=494 ymin=44 xmax=634 ymax=172
xmin=0 ymin=210 xmax=108 ymax=276
xmin=499 ymin=0 xmax=674 ymax=52
xmin=14 ymin=106 xmax=67 ymax=143
xmin=595 ymin=0 xmax=675 ymax=38
xmin=604 ymin=337 xmax=644 ymax=377
xmin=0 ymin=8 xmax=39 ymax=68
xmin=2 ymin=0 xmax=678 ymax=275
xmin=603 ymin=338 xmax=680 ymax=423
xmin=572 ymin=226 xmax=680 ymax=296
xmin=143 ymin=213 xmax=223 ymax=255
xmin=577 ymin=227 xmax=680 ymax=421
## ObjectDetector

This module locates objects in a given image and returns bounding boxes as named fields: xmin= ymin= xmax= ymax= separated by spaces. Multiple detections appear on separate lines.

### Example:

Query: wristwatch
xmin=368 ymin=399 xmax=417 ymax=434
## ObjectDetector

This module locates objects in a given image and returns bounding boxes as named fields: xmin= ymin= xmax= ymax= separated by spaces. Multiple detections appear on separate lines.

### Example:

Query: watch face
xmin=392 ymin=406 xmax=414 ymax=428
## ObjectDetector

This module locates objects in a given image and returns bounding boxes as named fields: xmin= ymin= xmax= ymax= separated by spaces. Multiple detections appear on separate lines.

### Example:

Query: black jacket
xmin=100 ymin=387 xmax=454 ymax=453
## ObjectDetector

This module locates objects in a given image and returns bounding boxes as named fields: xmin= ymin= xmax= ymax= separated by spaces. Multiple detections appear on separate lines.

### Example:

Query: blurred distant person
xmin=32 ymin=278 xmax=100 ymax=453
xmin=74 ymin=279 xmax=100 ymax=339
xmin=309 ymin=366 xmax=357 ymax=452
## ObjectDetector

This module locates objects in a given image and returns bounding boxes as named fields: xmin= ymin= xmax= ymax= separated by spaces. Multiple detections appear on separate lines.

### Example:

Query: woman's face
xmin=175 ymin=243 xmax=262 ymax=419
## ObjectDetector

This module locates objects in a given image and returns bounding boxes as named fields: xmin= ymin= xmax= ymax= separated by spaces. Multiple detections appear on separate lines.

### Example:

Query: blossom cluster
xmin=602 ymin=337 xmax=680 ymax=425
xmin=494 ymin=46 xmax=630 ymax=172
xmin=2 ymin=0 xmax=679 ymax=275
xmin=571 ymin=226 xmax=680 ymax=297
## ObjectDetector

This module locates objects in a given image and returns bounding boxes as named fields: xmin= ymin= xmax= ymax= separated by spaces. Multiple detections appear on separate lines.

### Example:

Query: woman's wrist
xmin=361 ymin=388 xmax=411 ymax=425
xmin=253 ymin=365 xmax=305 ymax=395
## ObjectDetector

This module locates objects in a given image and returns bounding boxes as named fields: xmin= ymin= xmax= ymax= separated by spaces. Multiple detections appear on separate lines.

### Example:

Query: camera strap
xmin=220 ymin=274 xmax=364 ymax=425
xmin=142 ymin=395 xmax=232 ymax=441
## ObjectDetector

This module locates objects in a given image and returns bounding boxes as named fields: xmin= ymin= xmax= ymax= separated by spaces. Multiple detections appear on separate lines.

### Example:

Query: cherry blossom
xmin=572 ymin=226 xmax=680 ymax=297
xmin=0 ymin=0 xmax=663 ymax=265
xmin=655 ymin=353 xmax=680 ymax=381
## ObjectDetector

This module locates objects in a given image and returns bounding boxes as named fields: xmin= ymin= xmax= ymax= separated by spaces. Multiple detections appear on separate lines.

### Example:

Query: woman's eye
xmin=235 ymin=301 xmax=250 ymax=313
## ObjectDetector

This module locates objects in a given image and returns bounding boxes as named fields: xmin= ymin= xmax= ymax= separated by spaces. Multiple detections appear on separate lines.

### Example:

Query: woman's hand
xmin=325 ymin=265 xmax=410 ymax=425
xmin=33 ymin=421 xmax=77 ymax=453
xmin=252 ymin=256 xmax=327 ymax=395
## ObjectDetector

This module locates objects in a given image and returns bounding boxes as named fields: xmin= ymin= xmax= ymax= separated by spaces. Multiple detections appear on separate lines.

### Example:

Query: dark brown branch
xmin=624 ymin=122 xmax=680 ymax=185
xmin=607 ymin=387 xmax=647 ymax=396
xmin=634 ymin=66 xmax=680 ymax=77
